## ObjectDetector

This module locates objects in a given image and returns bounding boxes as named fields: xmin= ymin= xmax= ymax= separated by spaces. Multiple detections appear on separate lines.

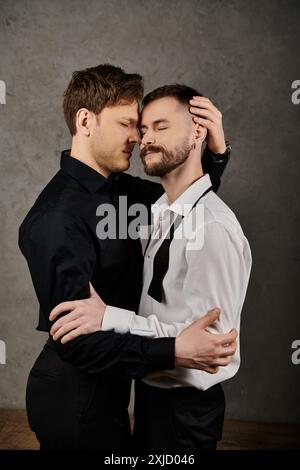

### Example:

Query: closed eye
xmin=139 ymin=127 xmax=168 ymax=136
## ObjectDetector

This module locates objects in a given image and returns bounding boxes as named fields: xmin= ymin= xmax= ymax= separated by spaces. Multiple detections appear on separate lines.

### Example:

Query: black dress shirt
xmin=18 ymin=147 xmax=229 ymax=380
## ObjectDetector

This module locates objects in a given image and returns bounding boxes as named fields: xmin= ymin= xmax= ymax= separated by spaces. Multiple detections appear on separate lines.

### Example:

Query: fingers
xmin=199 ymin=354 xmax=234 ymax=371
xmin=50 ymin=311 xmax=79 ymax=336
xmin=197 ymin=355 xmax=234 ymax=372
xmin=220 ymin=328 xmax=238 ymax=346
xmin=190 ymin=108 xmax=216 ymax=122
xmin=189 ymin=96 xmax=220 ymax=111
xmin=189 ymin=96 xmax=222 ymax=119
xmin=199 ymin=308 xmax=221 ymax=328
xmin=192 ymin=116 xmax=213 ymax=129
xmin=214 ymin=355 xmax=234 ymax=367
xmin=49 ymin=301 xmax=78 ymax=321
xmin=60 ymin=327 xmax=85 ymax=344
xmin=202 ymin=366 xmax=219 ymax=374
xmin=52 ymin=320 xmax=82 ymax=341
xmin=190 ymin=96 xmax=213 ymax=107
xmin=219 ymin=341 xmax=237 ymax=358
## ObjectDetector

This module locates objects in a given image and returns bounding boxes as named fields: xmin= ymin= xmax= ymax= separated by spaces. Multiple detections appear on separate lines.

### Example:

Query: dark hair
xmin=63 ymin=64 xmax=144 ymax=135
xmin=142 ymin=84 xmax=202 ymax=110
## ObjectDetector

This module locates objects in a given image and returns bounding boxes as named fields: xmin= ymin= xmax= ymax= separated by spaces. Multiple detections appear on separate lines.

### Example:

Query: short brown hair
xmin=142 ymin=84 xmax=202 ymax=110
xmin=63 ymin=64 xmax=144 ymax=135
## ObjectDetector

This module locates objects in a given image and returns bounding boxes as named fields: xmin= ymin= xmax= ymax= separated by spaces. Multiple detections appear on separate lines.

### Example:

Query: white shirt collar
xmin=151 ymin=174 xmax=212 ymax=218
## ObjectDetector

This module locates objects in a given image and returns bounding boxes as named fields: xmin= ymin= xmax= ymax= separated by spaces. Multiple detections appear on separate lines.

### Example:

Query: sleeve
xmin=177 ymin=220 xmax=252 ymax=390
xmin=19 ymin=209 xmax=175 ymax=379
xmin=201 ymin=145 xmax=230 ymax=192
xmin=102 ymin=305 xmax=191 ymax=338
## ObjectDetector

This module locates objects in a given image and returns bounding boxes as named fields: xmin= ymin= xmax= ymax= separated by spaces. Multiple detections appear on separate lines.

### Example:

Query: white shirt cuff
xmin=102 ymin=305 xmax=135 ymax=334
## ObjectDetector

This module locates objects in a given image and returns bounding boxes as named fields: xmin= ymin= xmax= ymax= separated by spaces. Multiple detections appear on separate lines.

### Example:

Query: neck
xmin=160 ymin=156 xmax=204 ymax=205
xmin=70 ymin=139 xmax=111 ymax=179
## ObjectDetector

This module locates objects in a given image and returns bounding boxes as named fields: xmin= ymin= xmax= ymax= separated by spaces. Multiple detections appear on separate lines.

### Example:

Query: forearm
xmin=103 ymin=305 xmax=192 ymax=338
xmin=201 ymin=145 xmax=230 ymax=192
xmin=50 ymin=329 xmax=175 ymax=380
xmin=20 ymin=210 xmax=175 ymax=380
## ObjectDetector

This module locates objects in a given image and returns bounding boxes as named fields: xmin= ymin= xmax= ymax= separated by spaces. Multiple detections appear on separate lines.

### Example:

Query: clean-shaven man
xmin=50 ymin=84 xmax=251 ymax=451
xmin=19 ymin=64 xmax=236 ymax=450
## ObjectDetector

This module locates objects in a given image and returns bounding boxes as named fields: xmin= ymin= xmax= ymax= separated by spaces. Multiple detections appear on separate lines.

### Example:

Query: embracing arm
xmin=102 ymin=221 xmax=252 ymax=388
xmin=18 ymin=209 xmax=175 ymax=380
xmin=44 ymin=214 xmax=240 ymax=374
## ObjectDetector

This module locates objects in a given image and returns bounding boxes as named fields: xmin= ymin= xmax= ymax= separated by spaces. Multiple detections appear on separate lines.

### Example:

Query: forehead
xmin=141 ymin=97 xmax=185 ymax=125
xmin=103 ymin=100 xmax=139 ymax=120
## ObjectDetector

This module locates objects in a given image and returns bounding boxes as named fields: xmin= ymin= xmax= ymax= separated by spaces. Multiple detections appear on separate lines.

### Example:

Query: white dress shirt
xmin=102 ymin=174 xmax=252 ymax=391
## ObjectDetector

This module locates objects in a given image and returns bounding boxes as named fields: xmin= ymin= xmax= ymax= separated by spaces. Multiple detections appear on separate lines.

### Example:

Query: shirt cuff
xmin=146 ymin=337 xmax=176 ymax=371
xmin=205 ymin=144 xmax=231 ymax=162
xmin=102 ymin=305 xmax=135 ymax=334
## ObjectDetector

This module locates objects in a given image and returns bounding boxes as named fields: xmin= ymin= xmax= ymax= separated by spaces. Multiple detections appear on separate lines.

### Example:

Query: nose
xmin=141 ymin=131 xmax=155 ymax=147
xmin=129 ymin=128 xmax=141 ymax=145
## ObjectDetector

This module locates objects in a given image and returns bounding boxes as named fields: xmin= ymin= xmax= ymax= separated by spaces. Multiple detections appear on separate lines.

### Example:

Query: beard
xmin=140 ymin=138 xmax=192 ymax=177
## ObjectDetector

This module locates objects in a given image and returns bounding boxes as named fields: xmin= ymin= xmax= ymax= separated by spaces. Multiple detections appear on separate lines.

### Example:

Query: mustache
xmin=140 ymin=145 xmax=164 ymax=159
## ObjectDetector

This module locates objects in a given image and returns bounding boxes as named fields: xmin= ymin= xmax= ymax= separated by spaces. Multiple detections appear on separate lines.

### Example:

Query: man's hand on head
xmin=189 ymin=96 xmax=227 ymax=154
xmin=49 ymin=283 xmax=106 ymax=344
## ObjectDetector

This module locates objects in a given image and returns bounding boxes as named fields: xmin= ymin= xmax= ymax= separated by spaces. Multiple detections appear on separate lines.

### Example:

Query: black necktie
xmin=147 ymin=186 xmax=212 ymax=303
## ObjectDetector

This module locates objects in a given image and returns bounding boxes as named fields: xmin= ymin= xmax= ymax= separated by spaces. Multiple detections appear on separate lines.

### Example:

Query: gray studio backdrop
xmin=0 ymin=0 xmax=299 ymax=423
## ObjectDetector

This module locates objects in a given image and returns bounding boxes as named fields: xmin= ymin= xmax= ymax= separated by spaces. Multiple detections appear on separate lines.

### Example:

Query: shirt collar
xmin=151 ymin=174 xmax=212 ymax=217
xmin=60 ymin=149 xmax=113 ymax=193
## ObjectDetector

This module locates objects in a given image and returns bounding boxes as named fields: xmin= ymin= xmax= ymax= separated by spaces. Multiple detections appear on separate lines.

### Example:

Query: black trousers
xmin=133 ymin=380 xmax=225 ymax=452
xmin=26 ymin=339 xmax=132 ymax=450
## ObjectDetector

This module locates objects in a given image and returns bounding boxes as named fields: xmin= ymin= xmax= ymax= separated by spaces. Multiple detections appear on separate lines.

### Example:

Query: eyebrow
xmin=120 ymin=117 xmax=139 ymax=125
xmin=140 ymin=119 xmax=171 ymax=129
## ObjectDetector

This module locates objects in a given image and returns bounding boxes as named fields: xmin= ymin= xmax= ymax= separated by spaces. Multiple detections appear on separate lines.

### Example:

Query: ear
xmin=75 ymin=108 xmax=93 ymax=136
xmin=193 ymin=123 xmax=207 ymax=147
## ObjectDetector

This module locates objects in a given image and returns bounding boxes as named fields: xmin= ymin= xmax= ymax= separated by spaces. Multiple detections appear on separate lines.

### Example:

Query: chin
xmin=144 ymin=163 xmax=168 ymax=178
xmin=144 ymin=164 xmax=158 ymax=177
xmin=118 ymin=159 xmax=130 ymax=172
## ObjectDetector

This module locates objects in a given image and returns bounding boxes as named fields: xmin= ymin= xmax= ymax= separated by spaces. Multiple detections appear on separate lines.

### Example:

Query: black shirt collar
xmin=60 ymin=149 xmax=113 ymax=193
